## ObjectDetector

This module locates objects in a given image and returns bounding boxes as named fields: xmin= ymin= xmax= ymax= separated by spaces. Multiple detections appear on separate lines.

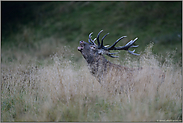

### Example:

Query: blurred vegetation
xmin=1 ymin=1 xmax=182 ymax=66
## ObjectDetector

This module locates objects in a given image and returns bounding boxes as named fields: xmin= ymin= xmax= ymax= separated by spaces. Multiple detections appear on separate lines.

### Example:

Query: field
xmin=1 ymin=1 xmax=182 ymax=122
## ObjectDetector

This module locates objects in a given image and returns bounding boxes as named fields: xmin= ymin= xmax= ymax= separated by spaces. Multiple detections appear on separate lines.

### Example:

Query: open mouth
xmin=77 ymin=46 xmax=83 ymax=51
xmin=77 ymin=41 xmax=84 ymax=51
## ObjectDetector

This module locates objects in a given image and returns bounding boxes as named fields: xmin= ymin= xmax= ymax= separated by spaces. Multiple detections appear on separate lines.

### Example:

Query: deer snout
xmin=78 ymin=41 xmax=85 ymax=51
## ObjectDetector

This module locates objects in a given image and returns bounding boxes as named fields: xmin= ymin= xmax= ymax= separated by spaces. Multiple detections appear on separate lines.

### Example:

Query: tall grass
xmin=1 ymin=44 xmax=182 ymax=122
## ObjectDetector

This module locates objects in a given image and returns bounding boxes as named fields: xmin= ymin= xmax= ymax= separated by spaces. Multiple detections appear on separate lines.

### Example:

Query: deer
xmin=77 ymin=30 xmax=164 ymax=94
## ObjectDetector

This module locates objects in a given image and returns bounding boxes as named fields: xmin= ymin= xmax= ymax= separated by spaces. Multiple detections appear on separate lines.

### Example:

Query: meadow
xmin=1 ymin=43 xmax=182 ymax=121
xmin=1 ymin=1 xmax=182 ymax=122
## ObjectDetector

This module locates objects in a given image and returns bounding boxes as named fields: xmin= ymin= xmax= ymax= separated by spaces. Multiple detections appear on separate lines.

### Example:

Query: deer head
xmin=78 ymin=30 xmax=140 ymax=62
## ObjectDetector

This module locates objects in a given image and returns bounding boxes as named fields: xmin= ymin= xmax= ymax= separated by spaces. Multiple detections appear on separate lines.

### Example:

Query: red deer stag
xmin=78 ymin=30 xmax=143 ymax=94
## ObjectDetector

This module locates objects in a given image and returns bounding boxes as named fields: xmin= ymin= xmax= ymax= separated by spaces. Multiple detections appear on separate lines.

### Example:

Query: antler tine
xmin=128 ymin=49 xmax=140 ymax=55
xmin=107 ymin=36 xmax=127 ymax=50
xmin=106 ymin=54 xmax=119 ymax=58
xmin=105 ymin=51 xmax=119 ymax=58
xmin=88 ymin=32 xmax=93 ymax=44
xmin=125 ymin=38 xmax=138 ymax=47
xmin=88 ymin=32 xmax=97 ymax=45
xmin=99 ymin=33 xmax=109 ymax=48
xmin=97 ymin=30 xmax=103 ymax=47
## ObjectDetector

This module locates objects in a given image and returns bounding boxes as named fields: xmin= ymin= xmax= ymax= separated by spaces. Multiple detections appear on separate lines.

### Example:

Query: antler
xmin=106 ymin=37 xmax=140 ymax=56
xmin=88 ymin=32 xmax=97 ymax=45
xmin=97 ymin=30 xmax=140 ymax=57
xmin=88 ymin=30 xmax=140 ymax=57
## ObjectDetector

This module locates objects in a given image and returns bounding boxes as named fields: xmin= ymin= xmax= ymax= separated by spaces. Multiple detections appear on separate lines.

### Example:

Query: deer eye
xmin=90 ymin=45 xmax=96 ymax=50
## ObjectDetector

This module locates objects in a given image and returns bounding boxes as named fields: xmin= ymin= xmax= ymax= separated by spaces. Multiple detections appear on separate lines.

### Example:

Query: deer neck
xmin=85 ymin=55 xmax=112 ymax=81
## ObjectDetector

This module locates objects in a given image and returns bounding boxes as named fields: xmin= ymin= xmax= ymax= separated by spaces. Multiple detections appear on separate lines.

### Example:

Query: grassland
xmin=1 ymin=1 xmax=182 ymax=122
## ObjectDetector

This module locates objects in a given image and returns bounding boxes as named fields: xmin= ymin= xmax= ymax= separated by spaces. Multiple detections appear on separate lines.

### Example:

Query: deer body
xmin=78 ymin=30 xmax=141 ymax=93
xmin=88 ymin=55 xmax=139 ymax=93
